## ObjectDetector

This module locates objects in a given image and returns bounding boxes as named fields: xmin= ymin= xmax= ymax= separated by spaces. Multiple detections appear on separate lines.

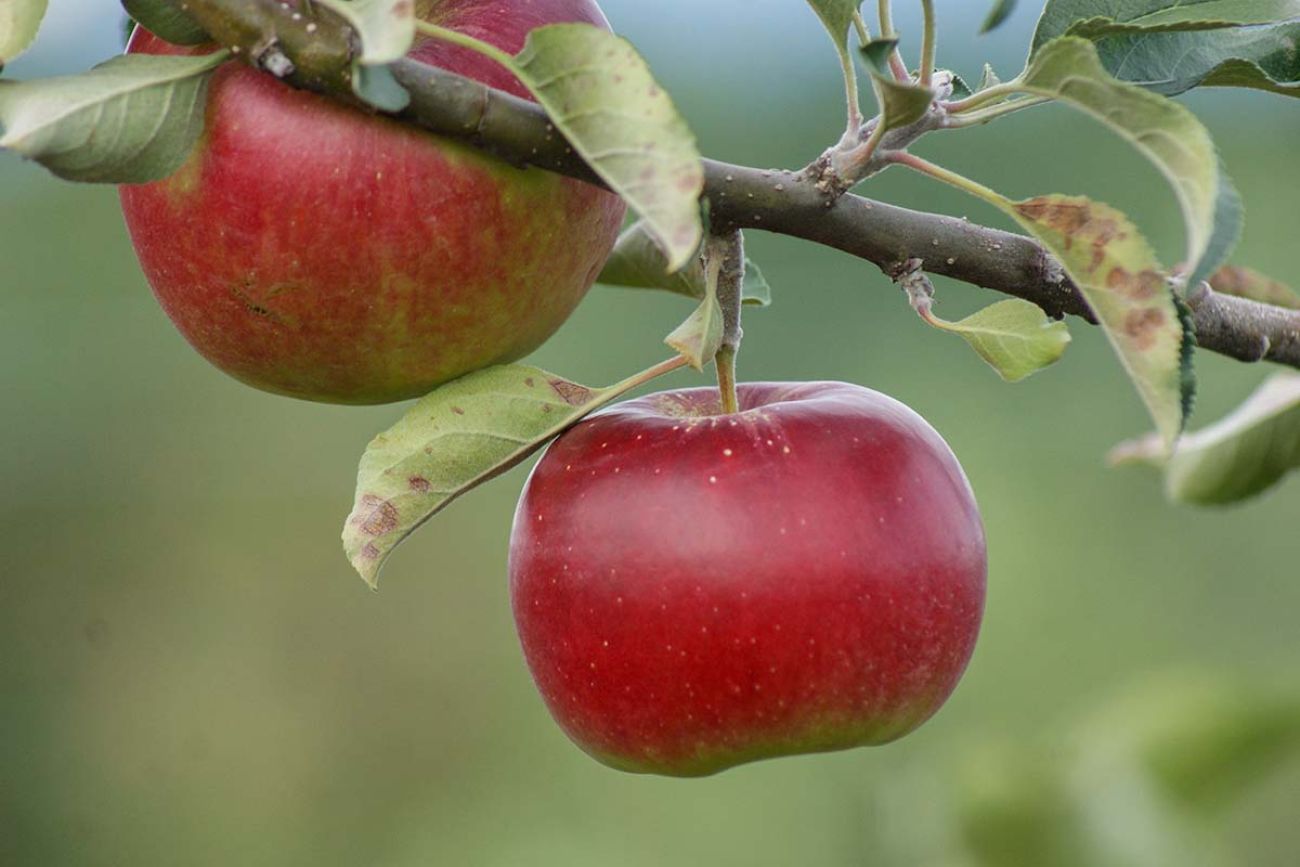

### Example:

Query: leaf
xmin=121 ymin=0 xmax=210 ymax=46
xmin=0 ymin=0 xmax=47 ymax=68
xmin=1090 ymin=23 xmax=1300 ymax=98
xmin=598 ymin=220 xmax=771 ymax=307
xmin=599 ymin=220 xmax=704 ymax=300
xmin=977 ymin=62 xmax=1002 ymax=90
xmin=1010 ymin=195 xmax=1193 ymax=444
xmin=1031 ymin=1 xmax=1300 ymax=98
xmin=1187 ymin=158 xmax=1241 ymax=290
xmin=1017 ymin=37 xmax=1222 ymax=280
xmin=981 ymin=0 xmax=1019 ymax=34
xmin=351 ymin=62 xmax=410 ymax=112
xmin=923 ymin=299 xmax=1072 ymax=382
xmin=312 ymin=0 xmax=415 ymax=64
xmin=512 ymin=24 xmax=704 ymax=272
xmin=665 ymin=295 xmax=723 ymax=370
xmin=1110 ymin=373 xmax=1300 ymax=505
xmin=0 ymin=51 xmax=228 ymax=183
xmin=858 ymin=38 xmax=900 ymax=74
xmin=313 ymin=0 xmax=414 ymax=110
xmin=1034 ymin=0 xmax=1300 ymax=50
xmin=949 ymin=72 xmax=974 ymax=100
xmin=1209 ymin=265 xmax=1300 ymax=309
xmin=805 ymin=0 xmax=865 ymax=53
xmin=343 ymin=363 xmax=671 ymax=587
xmin=742 ymin=260 xmax=772 ymax=307
xmin=872 ymin=73 xmax=933 ymax=130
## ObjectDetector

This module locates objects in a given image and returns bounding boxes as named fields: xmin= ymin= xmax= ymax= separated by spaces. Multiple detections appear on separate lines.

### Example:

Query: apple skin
xmin=120 ymin=0 xmax=626 ymax=404
xmin=509 ymin=382 xmax=987 ymax=776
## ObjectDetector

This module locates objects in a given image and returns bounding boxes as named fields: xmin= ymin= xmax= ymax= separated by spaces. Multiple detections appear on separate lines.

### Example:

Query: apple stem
xmin=709 ymin=230 xmax=745 ymax=415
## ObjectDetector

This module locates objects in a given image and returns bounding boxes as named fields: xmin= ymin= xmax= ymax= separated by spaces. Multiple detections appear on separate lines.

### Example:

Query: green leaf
xmin=598 ymin=220 xmax=771 ymax=307
xmin=0 ymin=0 xmax=47 ymax=68
xmin=805 ymin=0 xmax=865 ymax=53
xmin=1091 ymin=24 xmax=1300 ymax=98
xmin=977 ymin=62 xmax=1002 ymax=91
xmin=351 ymin=62 xmax=410 ymax=112
xmin=1188 ymin=158 xmax=1242 ymax=290
xmin=949 ymin=73 xmax=974 ymax=100
xmin=665 ymin=295 xmax=724 ymax=371
xmin=1209 ymin=265 xmax=1300 ymax=309
xmin=121 ymin=0 xmax=210 ymax=46
xmin=343 ymin=363 xmax=671 ymax=587
xmin=599 ymin=220 xmax=704 ymax=300
xmin=1110 ymin=372 xmax=1300 ymax=505
xmin=872 ymin=72 xmax=933 ymax=130
xmin=0 ymin=51 xmax=228 ymax=183
xmin=1034 ymin=0 xmax=1300 ymax=50
xmin=981 ymin=0 xmax=1019 ymax=34
xmin=1010 ymin=195 xmax=1193 ymax=444
xmin=923 ymin=299 xmax=1072 ymax=382
xmin=1017 ymin=37 xmax=1222 ymax=281
xmin=1032 ymin=1 xmax=1300 ymax=98
xmin=513 ymin=24 xmax=704 ymax=272
xmin=858 ymin=38 xmax=900 ymax=75
xmin=742 ymin=260 xmax=772 ymax=307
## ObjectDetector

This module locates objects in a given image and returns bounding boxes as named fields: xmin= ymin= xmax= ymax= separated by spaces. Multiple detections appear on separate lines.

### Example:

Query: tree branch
xmin=163 ymin=0 xmax=1300 ymax=371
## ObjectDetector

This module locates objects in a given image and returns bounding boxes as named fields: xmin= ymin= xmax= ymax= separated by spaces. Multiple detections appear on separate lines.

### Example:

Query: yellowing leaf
xmin=1017 ymin=37 xmax=1221 ymax=276
xmin=1110 ymin=373 xmax=1300 ymax=505
xmin=1010 ymin=195 xmax=1192 ymax=445
xmin=925 ymin=299 xmax=1071 ymax=382
xmin=343 ymin=361 xmax=680 ymax=587
xmin=0 ymin=0 xmax=46 ymax=67
xmin=513 ymin=25 xmax=704 ymax=272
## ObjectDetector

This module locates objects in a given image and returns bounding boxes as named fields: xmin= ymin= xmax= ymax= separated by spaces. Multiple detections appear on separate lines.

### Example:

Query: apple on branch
xmin=509 ymin=382 xmax=987 ymax=776
xmin=120 ymin=0 xmax=626 ymax=405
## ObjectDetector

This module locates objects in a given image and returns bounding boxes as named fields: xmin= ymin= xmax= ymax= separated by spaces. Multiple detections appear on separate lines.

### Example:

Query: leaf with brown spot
xmin=1110 ymin=372 xmax=1300 ymax=505
xmin=1008 ymin=194 xmax=1193 ymax=445
xmin=1014 ymin=37 xmax=1222 ymax=280
xmin=343 ymin=361 xmax=680 ymax=587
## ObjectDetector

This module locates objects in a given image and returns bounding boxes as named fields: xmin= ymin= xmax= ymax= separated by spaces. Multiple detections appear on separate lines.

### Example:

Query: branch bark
xmin=161 ymin=0 xmax=1300 ymax=371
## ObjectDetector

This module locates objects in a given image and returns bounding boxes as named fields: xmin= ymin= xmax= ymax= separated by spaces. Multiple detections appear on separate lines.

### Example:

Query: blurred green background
xmin=3 ymin=3 xmax=1299 ymax=865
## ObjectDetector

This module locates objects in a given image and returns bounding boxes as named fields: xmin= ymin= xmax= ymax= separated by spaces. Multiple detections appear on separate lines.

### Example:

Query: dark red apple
xmin=509 ymin=382 xmax=987 ymax=776
xmin=120 ymin=0 xmax=626 ymax=404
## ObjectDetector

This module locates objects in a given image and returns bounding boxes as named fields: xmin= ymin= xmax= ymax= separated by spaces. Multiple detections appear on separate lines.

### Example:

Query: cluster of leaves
xmin=2 ymin=0 xmax=1299 ymax=586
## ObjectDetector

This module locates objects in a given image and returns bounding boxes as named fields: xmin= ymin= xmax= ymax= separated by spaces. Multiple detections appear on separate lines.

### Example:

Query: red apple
xmin=509 ymin=382 xmax=987 ymax=776
xmin=120 ymin=1 xmax=626 ymax=404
